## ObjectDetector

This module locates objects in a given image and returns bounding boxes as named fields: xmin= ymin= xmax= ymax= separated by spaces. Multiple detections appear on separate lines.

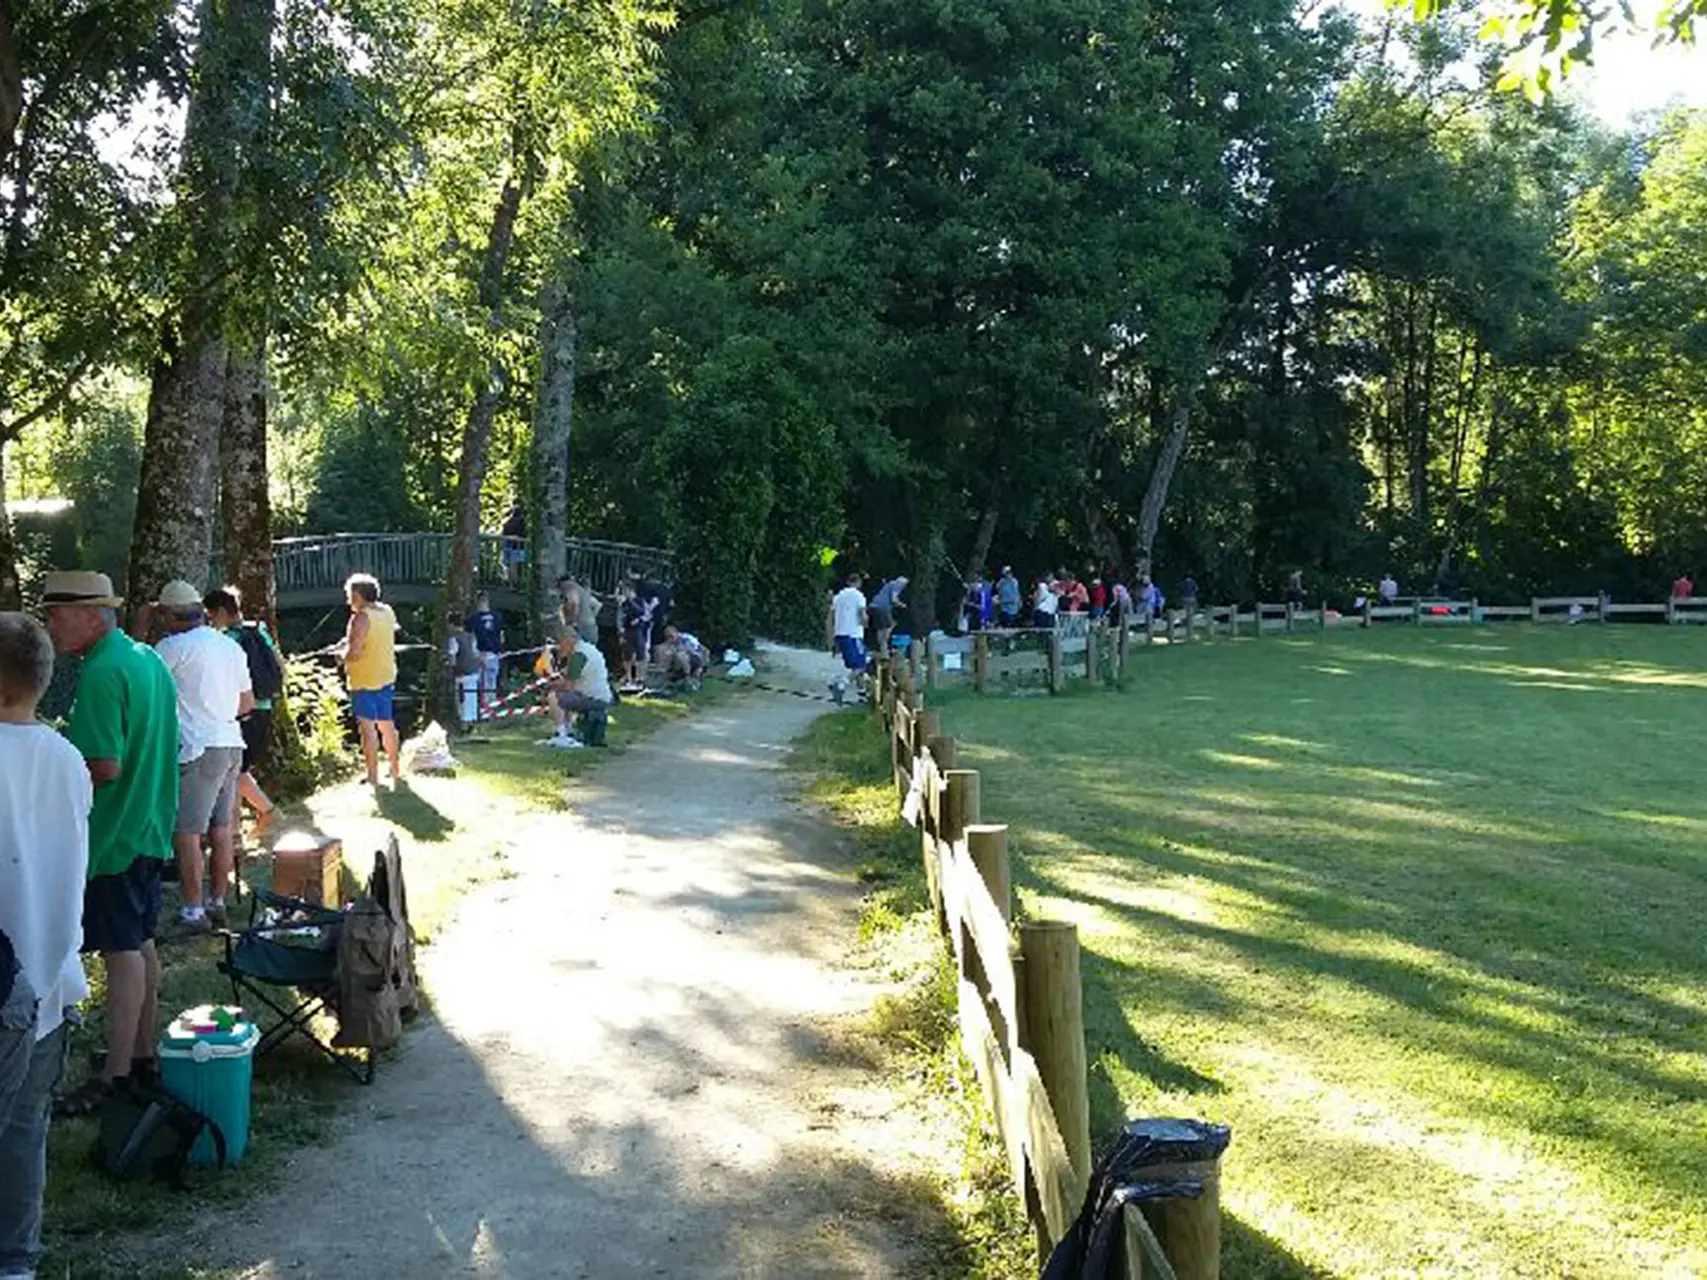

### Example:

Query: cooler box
xmin=272 ymin=833 xmax=342 ymax=905
xmin=158 ymin=1005 xmax=260 ymax=1167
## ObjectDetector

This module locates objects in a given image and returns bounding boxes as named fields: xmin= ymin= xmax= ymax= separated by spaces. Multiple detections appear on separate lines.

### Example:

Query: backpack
xmin=450 ymin=630 xmax=481 ymax=678
xmin=331 ymin=901 xmax=403 ymax=1051
xmin=97 ymin=1079 xmax=227 ymax=1185
xmin=235 ymin=622 xmax=284 ymax=701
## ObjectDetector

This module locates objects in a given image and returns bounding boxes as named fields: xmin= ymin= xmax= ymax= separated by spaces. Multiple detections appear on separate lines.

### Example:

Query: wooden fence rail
xmin=876 ymin=659 xmax=1215 ymax=1278
xmin=898 ymin=594 xmax=1707 ymax=695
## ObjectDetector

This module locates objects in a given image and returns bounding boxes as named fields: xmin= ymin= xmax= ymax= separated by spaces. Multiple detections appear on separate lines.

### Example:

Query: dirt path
xmin=180 ymin=646 xmax=954 ymax=1278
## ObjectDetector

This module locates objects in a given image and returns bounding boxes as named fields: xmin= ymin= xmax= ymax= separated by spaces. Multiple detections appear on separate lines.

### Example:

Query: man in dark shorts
xmin=41 ymin=571 xmax=178 ymax=1113
xmin=206 ymin=586 xmax=282 ymax=837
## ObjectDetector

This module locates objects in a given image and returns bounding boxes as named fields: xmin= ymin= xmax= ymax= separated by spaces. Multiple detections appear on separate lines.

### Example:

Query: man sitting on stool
xmin=546 ymin=628 xmax=613 ymax=750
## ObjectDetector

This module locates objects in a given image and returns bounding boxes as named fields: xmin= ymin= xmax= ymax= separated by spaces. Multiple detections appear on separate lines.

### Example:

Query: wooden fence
xmin=875 ymin=660 xmax=1220 ymax=1279
xmin=903 ymin=594 xmax=1707 ymax=693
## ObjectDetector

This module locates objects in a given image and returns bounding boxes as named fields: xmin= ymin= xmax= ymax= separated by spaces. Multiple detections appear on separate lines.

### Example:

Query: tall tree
xmin=129 ymin=0 xmax=272 ymax=603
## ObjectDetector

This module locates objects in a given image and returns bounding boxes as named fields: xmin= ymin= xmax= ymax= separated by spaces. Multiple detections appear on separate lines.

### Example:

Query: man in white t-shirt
xmin=0 ymin=612 xmax=92 ymax=1278
xmin=831 ymin=574 xmax=870 ymax=693
xmin=153 ymin=581 xmax=252 ymax=926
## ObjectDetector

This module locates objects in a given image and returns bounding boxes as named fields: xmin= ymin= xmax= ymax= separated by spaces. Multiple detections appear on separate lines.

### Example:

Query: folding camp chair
xmin=217 ymin=889 xmax=376 ymax=1086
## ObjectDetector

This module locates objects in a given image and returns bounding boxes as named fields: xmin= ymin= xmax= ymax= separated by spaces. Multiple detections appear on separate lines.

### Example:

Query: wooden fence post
xmin=1668 ymin=595 xmax=1678 ymax=624
xmin=1412 ymin=599 xmax=1423 ymax=627
xmin=871 ymin=659 xmax=887 ymax=721
xmin=1319 ymin=600 xmax=1328 ymax=632
xmin=1598 ymin=591 xmax=1610 ymax=623
xmin=1530 ymin=597 xmax=1541 ymax=624
xmin=975 ymin=633 xmax=990 ymax=692
xmin=927 ymin=734 xmax=957 ymax=771
xmin=967 ymin=824 xmax=1011 ymax=920
xmin=944 ymin=769 xmax=981 ymax=845
xmin=1115 ymin=616 xmax=1129 ymax=680
xmin=909 ymin=638 xmax=922 ymax=690
xmin=1086 ymin=622 xmax=1099 ymax=682
xmin=925 ymin=633 xmax=939 ymax=691
xmin=1284 ymin=603 xmax=1294 ymax=633
xmin=1362 ymin=597 xmax=1372 ymax=628
xmin=1227 ymin=606 xmax=1238 ymax=639
xmin=1049 ymin=633 xmax=1064 ymax=694
xmin=914 ymin=708 xmax=942 ymax=760
xmin=1019 ymin=921 xmax=1091 ymax=1181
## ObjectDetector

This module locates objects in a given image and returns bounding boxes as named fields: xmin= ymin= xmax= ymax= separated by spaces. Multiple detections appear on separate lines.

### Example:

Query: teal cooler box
xmin=158 ymin=1005 xmax=260 ymax=1167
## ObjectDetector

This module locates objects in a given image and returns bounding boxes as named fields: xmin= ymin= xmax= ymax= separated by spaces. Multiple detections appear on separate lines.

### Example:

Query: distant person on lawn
xmin=42 ymin=571 xmax=178 ymax=1115
xmin=466 ymin=590 xmax=504 ymax=716
xmin=155 ymin=580 xmax=253 ymax=928
xmin=997 ymin=567 xmax=1022 ymax=628
xmin=340 ymin=573 xmax=400 ymax=787
xmin=1672 ymin=572 xmax=1692 ymax=600
xmin=1378 ymin=572 xmax=1399 ymax=605
xmin=204 ymin=586 xmax=282 ymax=839
xmin=547 ymin=628 xmax=614 ymax=749
xmin=0 ymin=612 xmax=91 ymax=1278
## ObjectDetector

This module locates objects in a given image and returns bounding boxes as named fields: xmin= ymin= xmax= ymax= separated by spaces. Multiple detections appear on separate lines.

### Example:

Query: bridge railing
xmin=272 ymin=532 xmax=673 ymax=602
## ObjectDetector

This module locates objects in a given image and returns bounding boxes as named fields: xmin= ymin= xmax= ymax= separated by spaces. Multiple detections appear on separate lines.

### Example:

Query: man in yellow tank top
xmin=339 ymin=573 xmax=401 ymax=786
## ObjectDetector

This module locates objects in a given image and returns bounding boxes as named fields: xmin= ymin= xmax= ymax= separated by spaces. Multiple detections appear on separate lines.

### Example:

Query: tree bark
xmin=0 ymin=445 xmax=19 ymax=610
xmin=1134 ymin=399 xmax=1191 ymax=571
xmin=130 ymin=0 xmax=271 ymax=612
xmin=129 ymin=314 xmax=228 ymax=606
xmin=966 ymin=494 xmax=999 ymax=581
xmin=531 ymin=277 xmax=576 ymax=624
xmin=0 ymin=3 xmax=20 ymax=176
xmin=218 ymin=336 xmax=274 ymax=626
xmin=445 ymin=170 xmax=525 ymax=619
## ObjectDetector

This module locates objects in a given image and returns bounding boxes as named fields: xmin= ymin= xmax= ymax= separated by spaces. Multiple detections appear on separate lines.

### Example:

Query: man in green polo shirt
xmin=41 ymin=571 xmax=178 ymax=1111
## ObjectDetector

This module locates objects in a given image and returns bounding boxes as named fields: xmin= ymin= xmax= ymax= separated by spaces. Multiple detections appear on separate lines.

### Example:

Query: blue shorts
xmin=351 ymin=685 xmax=395 ymax=722
xmin=835 ymin=635 xmax=869 ymax=672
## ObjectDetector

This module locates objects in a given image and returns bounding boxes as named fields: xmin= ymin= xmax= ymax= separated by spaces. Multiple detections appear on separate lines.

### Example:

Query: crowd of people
xmin=530 ymin=567 xmax=701 ymax=750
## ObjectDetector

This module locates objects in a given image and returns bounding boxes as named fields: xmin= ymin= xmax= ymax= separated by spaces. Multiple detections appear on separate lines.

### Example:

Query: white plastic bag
xmin=402 ymin=721 xmax=458 ymax=774
xmin=728 ymin=658 xmax=755 ymax=678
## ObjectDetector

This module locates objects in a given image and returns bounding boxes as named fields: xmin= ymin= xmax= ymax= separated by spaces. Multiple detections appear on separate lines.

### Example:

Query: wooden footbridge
xmin=273 ymin=533 xmax=673 ymax=612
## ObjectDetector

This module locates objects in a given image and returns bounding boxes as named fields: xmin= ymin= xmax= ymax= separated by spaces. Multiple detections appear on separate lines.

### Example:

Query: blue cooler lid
xmin=160 ymin=1004 xmax=259 ymax=1059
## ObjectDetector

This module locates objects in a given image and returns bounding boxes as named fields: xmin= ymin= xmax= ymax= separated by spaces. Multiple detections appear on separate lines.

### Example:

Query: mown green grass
xmin=41 ymin=684 xmax=725 ymax=1278
xmin=911 ymin=625 xmax=1707 ymax=1278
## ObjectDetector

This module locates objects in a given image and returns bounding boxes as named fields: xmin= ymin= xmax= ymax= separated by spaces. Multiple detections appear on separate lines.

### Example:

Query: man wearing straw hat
xmin=39 ymin=571 xmax=178 ymax=1115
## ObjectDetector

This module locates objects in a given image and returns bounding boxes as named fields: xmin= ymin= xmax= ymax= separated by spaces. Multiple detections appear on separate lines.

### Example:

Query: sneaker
xmin=177 ymin=906 xmax=208 ymax=930
xmin=206 ymin=901 xmax=228 ymax=928
xmin=545 ymin=732 xmax=584 ymax=750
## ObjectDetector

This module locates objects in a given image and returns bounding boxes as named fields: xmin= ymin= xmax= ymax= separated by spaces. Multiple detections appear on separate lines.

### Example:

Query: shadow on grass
xmin=1223 ymin=1210 xmax=1334 ymax=1280
xmin=375 ymin=781 xmax=454 ymax=841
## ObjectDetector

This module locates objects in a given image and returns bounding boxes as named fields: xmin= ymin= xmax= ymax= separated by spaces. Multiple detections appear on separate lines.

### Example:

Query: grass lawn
xmin=42 ymin=686 xmax=724 ymax=1279
xmin=815 ymin=626 xmax=1707 ymax=1278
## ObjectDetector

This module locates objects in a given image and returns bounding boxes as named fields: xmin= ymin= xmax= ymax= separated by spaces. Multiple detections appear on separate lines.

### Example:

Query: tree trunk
xmin=130 ymin=0 xmax=271 ymax=616
xmin=966 ymin=494 xmax=999 ymax=581
xmin=531 ymin=278 xmax=576 ymax=626
xmin=445 ymin=170 xmax=525 ymax=619
xmin=219 ymin=336 xmax=274 ymax=625
xmin=0 ymin=446 xmax=19 ymax=610
xmin=0 ymin=3 xmax=20 ymax=176
xmin=1134 ymin=399 xmax=1191 ymax=571
xmin=129 ymin=314 xmax=228 ymax=607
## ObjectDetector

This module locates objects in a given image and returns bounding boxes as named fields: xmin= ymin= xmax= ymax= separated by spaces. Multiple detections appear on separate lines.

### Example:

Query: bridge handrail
xmin=271 ymin=531 xmax=673 ymax=601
